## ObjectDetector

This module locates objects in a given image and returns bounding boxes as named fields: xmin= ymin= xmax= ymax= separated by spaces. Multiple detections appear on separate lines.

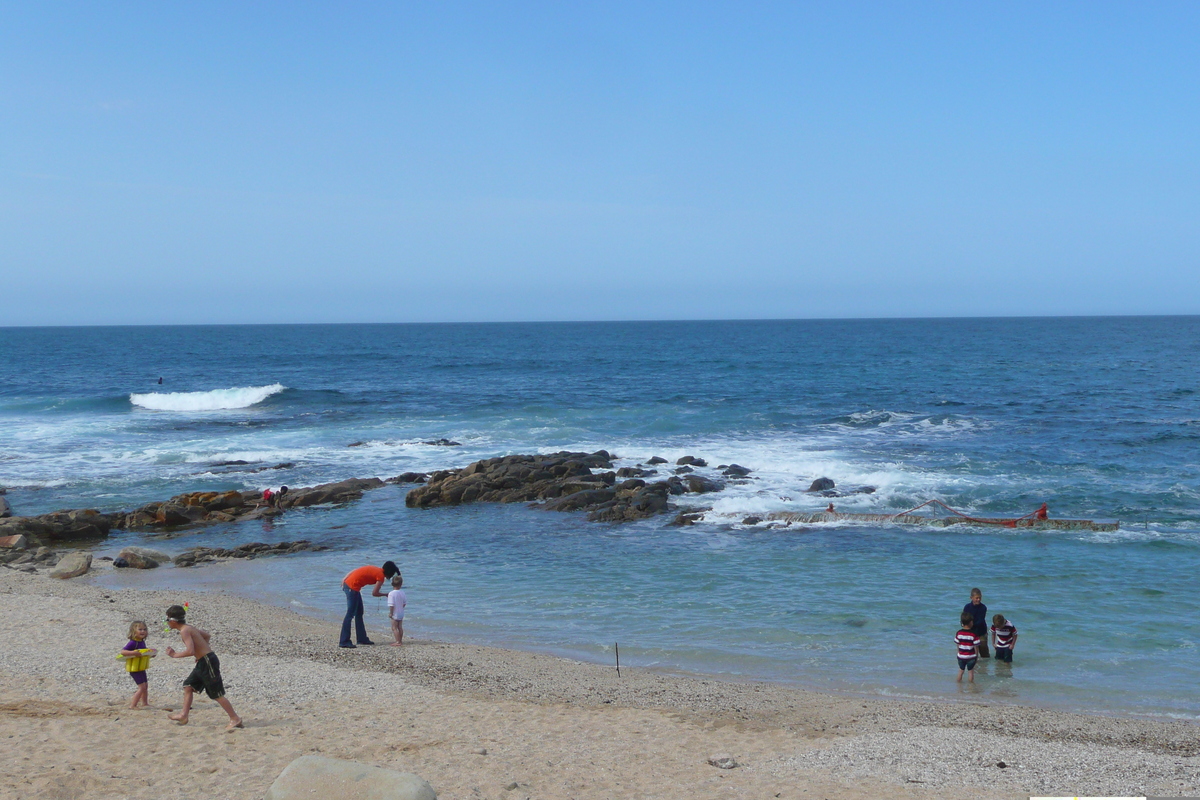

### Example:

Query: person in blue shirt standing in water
xmin=964 ymin=588 xmax=990 ymax=659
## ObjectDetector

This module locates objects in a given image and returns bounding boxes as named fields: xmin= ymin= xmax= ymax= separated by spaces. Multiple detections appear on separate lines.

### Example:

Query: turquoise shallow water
xmin=3 ymin=319 xmax=1199 ymax=717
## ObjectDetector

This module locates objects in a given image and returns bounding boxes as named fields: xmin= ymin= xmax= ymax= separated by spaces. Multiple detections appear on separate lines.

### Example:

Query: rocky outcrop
xmin=265 ymin=756 xmax=436 ymax=800
xmin=2 ymin=544 xmax=61 ymax=569
xmin=646 ymin=456 xmax=668 ymax=465
xmin=405 ymin=451 xmax=722 ymax=524
xmin=278 ymin=478 xmax=385 ymax=509
xmin=0 ymin=509 xmax=114 ymax=545
xmin=423 ymin=438 xmax=461 ymax=447
xmin=174 ymin=540 xmax=327 ymax=568
xmin=405 ymin=451 xmax=617 ymax=508
xmin=3 ymin=449 xmax=745 ymax=540
xmin=0 ymin=496 xmax=10 ymax=518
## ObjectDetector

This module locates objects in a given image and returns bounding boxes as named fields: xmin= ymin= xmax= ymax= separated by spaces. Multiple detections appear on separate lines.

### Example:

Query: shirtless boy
xmin=164 ymin=604 xmax=243 ymax=731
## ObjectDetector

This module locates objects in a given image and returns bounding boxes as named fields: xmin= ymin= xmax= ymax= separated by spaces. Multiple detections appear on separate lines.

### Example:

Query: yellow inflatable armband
xmin=117 ymin=648 xmax=154 ymax=672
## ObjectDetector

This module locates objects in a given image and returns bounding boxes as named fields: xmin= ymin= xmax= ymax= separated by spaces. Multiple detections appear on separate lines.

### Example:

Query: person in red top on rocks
xmin=340 ymin=561 xmax=398 ymax=648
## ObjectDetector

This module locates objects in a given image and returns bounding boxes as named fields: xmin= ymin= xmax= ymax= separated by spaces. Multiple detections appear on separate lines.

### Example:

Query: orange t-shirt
xmin=343 ymin=565 xmax=385 ymax=591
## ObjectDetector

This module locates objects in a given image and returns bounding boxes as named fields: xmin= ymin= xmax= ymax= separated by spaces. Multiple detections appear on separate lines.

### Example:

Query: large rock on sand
xmin=264 ymin=755 xmax=436 ymax=800
xmin=118 ymin=546 xmax=171 ymax=569
xmin=49 ymin=551 xmax=92 ymax=579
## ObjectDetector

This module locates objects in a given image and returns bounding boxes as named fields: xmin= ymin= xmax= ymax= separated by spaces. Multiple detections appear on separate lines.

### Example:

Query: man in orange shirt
xmin=340 ymin=561 xmax=399 ymax=648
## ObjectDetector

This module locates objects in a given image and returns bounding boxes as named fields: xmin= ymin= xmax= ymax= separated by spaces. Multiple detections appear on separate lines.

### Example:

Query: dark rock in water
xmin=210 ymin=460 xmax=251 ymax=467
xmin=587 ymin=481 xmax=671 ymax=522
xmin=646 ymin=456 xmax=668 ymax=465
xmin=423 ymin=438 xmax=462 ymax=446
xmin=676 ymin=456 xmax=707 ymax=467
xmin=722 ymin=464 xmax=752 ymax=478
xmin=250 ymin=462 xmax=295 ymax=472
xmin=684 ymin=475 xmax=723 ymax=494
xmin=807 ymin=477 xmax=836 ymax=493
xmin=0 ymin=496 xmax=11 ymax=518
xmin=347 ymin=441 xmax=368 ymax=447
xmin=616 ymin=467 xmax=656 ymax=478
xmin=386 ymin=472 xmax=429 ymax=485
xmin=669 ymin=511 xmax=704 ymax=526
xmin=543 ymin=489 xmax=616 ymax=512
xmin=113 ymin=557 xmax=130 ymax=568
xmin=815 ymin=485 xmax=877 ymax=498
xmin=617 ymin=479 xmax=646 ymax=491
xmin=742 ymin=515 xmax=763 ymax=525
xmin=406 ymin=451 xmax=616 ymax=509
xmin=674 ymin=466 xmax=694 ymax=474
xmin=174 ymin=540 xmax=326 ymax=568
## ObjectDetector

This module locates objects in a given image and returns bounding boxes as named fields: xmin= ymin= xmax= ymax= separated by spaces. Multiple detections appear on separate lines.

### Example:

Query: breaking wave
xmin=129 ymin=384 xmax=287 ymax=412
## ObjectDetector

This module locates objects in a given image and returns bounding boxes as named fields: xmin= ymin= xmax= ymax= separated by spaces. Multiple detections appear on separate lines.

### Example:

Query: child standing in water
xmin=963 ymin=588 xmax=990 ymax=658
xmin=387 ymin=574 xmax=407 ymax=646
xmin=120 ymin=621 xmax=156 ymax=709
xmin=955 ymin=611 xmax=981 ymax=682
xmin=991 ymin=614 xmax=1018 ymax=663
xmin=164 ymin=604 xmax=243 ymax=731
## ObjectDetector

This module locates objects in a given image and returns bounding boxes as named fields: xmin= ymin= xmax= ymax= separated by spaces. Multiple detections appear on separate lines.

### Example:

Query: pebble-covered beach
xmin=1 ymin=567 xmax=1196 ymax=799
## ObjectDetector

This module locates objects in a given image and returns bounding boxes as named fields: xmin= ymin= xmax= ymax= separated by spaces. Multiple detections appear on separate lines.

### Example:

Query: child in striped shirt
xmin=955 ymin=611 xmax=980 ymax=682
xmin=991 ymin=614 xmax=1018 ymax=663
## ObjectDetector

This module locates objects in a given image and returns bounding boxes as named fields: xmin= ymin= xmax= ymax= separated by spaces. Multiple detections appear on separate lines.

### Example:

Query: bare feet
xmin=225 ymin=717 xmax=244 ymax=732
xmin=389 ymin=642 xmax=402 ymax=647
xmin=168 ymin=712 xmax=188 ymax=725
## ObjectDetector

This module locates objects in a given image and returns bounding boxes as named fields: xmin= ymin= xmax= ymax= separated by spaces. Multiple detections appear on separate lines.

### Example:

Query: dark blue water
xmin=3 ymin=319 xmax=1198 ymax=717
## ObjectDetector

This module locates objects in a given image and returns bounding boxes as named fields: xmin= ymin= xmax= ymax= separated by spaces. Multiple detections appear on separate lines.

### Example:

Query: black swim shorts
xmin=957 ymin=657 xmax=977 ymax=671
xmin=994 ymin=647 xmax=1013 ymax=663
xmin=183 ymin=652 xmax=226 ymax=699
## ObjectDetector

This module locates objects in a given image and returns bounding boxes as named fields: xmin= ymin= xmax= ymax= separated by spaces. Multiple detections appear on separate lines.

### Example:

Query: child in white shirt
xmin=387 ymin=574 xmax=407 ymax=646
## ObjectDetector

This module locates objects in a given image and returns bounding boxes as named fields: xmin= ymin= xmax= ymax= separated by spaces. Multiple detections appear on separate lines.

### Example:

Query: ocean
xmin=2 ymin=318 xmax=1197 ymax=718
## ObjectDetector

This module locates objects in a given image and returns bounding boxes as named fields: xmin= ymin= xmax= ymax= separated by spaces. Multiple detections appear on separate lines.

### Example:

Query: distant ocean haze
xmin=2 ymin=318 xmax=1198 ymax=717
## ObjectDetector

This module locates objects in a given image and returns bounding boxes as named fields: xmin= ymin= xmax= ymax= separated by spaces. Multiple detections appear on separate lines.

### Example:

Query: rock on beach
xmin=48 ymin=551 xmax=91 ymax=579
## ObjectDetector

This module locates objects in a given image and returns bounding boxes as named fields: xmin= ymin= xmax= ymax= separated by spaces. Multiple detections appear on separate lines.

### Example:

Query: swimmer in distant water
xmin=158 ymin=377 xmax=163 ymax=384
xmin=826 ymin=503 xmax=835 ymax=514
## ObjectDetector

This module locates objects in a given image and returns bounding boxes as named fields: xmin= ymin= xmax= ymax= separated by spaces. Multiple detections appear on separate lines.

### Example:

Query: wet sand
xmin=0 ymin=568 xmax=1196 ymax=799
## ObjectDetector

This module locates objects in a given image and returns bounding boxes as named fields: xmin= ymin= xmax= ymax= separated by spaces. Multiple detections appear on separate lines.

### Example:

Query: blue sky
xmin=2 ymin=3 xmax=1198 ymax=324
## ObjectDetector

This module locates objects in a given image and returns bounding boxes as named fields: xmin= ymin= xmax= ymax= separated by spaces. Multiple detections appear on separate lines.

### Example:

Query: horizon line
xmin=2 ymin=312 xmax=1199 ymax=330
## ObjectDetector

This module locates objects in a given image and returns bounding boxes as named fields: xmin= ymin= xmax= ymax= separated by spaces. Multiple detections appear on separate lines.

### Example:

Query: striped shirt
xmin=991 ymin=622 xmax=1017 ymax=649
xmin=955 ymin=628 xmax=980 ymax=659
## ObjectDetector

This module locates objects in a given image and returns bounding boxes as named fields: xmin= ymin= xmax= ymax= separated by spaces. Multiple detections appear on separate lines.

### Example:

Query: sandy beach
xmin=0 ymin=567 xmax=1195 ymax=800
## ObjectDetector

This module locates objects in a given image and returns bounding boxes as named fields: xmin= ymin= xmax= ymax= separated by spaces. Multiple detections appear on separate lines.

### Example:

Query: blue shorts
xmin=957 ymin=657 xmax=977 ymax=671
xmin=994 ymin=647 xmax=1013 ymax=663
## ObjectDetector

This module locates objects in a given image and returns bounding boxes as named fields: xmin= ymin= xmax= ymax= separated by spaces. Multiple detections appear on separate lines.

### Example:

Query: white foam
xmin=129 ymin=384 xmax=286 ymax=412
